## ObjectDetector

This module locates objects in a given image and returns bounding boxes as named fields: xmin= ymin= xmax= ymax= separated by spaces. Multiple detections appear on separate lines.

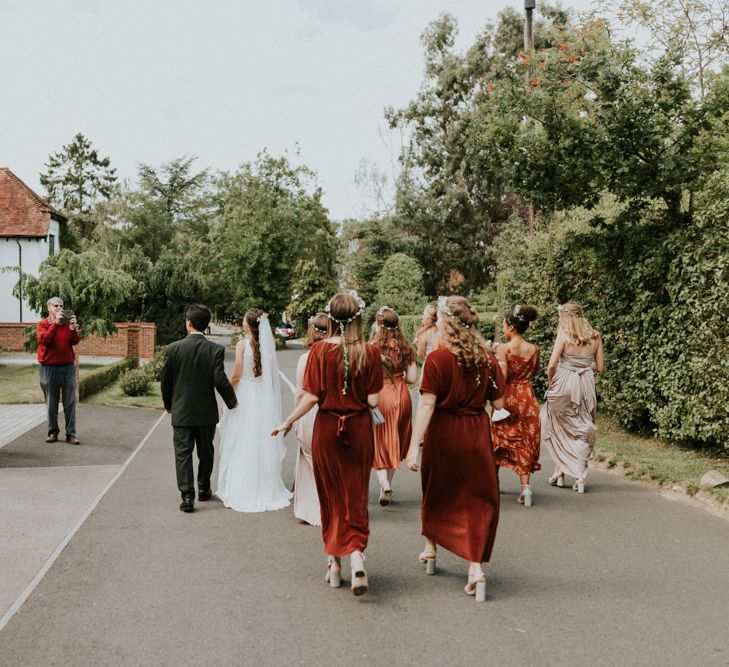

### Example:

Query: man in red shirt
xmin=37 ymin=296 xmax=81 ymax=445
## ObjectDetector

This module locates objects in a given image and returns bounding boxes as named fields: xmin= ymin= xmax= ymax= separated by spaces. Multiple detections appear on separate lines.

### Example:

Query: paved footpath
xmin=1 ymin=348 xmax=728 ymax=666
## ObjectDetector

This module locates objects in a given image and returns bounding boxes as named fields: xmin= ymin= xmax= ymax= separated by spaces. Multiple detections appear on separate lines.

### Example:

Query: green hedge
xmin=492 ymin=171 xmax=729 ymax=450
xmin=79 ymin=357 xmax=137 ymax=400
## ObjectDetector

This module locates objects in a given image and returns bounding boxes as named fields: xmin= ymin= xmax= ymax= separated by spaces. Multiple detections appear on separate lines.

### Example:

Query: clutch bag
xmin=370 ymin=407 xmax=385 ymax=425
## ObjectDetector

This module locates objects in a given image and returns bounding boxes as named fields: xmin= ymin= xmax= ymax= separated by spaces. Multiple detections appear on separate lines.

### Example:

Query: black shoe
xmin=198 ymin=488 xmax=213 ymax=501
xmin=180 ymin=497 xmax=195 ymax=513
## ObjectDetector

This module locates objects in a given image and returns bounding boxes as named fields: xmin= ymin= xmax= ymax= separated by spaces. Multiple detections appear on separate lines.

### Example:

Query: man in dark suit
xmin=161 ymin=304 xmax=238 ymax=513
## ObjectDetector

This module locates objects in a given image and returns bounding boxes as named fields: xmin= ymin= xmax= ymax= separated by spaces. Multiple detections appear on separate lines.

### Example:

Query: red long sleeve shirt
xmin=37 ymin=317 xmax=80 ymax=365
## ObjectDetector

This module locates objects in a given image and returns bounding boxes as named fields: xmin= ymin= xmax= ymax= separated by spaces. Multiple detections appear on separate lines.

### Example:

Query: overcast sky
xmin=1 ymin=0 xmax=597 ymax=221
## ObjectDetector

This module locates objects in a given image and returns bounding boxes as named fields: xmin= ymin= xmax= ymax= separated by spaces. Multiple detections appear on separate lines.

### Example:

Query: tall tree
xmin=40 ymin=133 xmax=117 ymax=244
xmin=137 ymin=155 xmax=210 ymax=227
xmin=210 ymin=153 xmax=338 ymax=318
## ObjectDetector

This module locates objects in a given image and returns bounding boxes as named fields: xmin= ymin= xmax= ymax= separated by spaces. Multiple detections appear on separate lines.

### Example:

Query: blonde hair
xmin=327 ymin=293 xmax=367 ymax=386
xmin=440 ymin=296 xmax=491 ymax=372
xmin=414 ymin=304 xmax=437 ymax=342
xmin=558 ymin=301 xmax=598 ymax=345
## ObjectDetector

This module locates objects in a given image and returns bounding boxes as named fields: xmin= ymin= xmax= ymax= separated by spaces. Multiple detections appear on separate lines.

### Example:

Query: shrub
xmin=492 ymin=172 xmax=729 ymax=450
xmin=79 ymin=357 xmax=136 ymax=400
xmin=374 ymin=253 xmax=424 ymax=316
xmin=120 ymin=368 xmax=152 ymax=396
xmin=144 ymin=346 xmax=165 ymax=381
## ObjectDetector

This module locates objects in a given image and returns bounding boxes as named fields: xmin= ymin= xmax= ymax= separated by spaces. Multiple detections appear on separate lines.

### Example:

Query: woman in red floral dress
xmin=491 ymin=305 xmax=541 ymax=507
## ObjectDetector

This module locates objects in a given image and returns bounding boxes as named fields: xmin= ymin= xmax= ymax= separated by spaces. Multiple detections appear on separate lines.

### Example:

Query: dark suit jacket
xmin=160 ymin=333 xmax=238 ymax=427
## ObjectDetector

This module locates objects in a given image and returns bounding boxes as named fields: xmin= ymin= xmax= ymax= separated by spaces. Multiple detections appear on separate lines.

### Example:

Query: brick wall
xmin=0 ymin=322 xmax=155 ymax=360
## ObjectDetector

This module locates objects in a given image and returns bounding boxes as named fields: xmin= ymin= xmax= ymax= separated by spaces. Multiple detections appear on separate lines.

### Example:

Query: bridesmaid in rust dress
xmin=491 ymin=305 xmax=541 ymax=507
xmin=369 ymin=307 xmax=417 ymax=506
xmin=273 ymin=292 xmax=383 ymax=596
xmin=405 ymin=296 xmax=505 ymax=602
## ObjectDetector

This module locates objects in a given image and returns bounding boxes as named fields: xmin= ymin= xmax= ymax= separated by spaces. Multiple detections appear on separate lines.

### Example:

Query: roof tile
xmin=0 ymin=167 xmax=65 ymax=238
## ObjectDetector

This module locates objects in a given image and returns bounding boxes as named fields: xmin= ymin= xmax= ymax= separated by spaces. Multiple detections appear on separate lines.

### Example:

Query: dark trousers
xmin=172 ymin=425 xmax=216 ymax=499
xmin=39 ymin=364 xmax=77 ymax=437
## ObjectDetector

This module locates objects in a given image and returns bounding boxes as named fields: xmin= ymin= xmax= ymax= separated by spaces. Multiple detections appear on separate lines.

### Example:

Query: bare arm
xmin=294 ymin=353 xmax=307 ymax=407
xmin=494 ymin=344 xmax=509 ymax=383
xmin=547 ymin=336 xmax=565 ymax=385
xmin=404 ymin=392 xmax=437 ymax=471
xmin=367 ymin=392 xmax=380 ymax=409
xmin=272 ymin=392 xmax=319 ymax=436
xmin=230 ymin=339 xmax=245 ymax=391
xmin=415 ymin=334 xmax=427 ymax=360
xmin=593 ymin=335 xmax=605 ymax=373
xmin=404 ymin=362 xmax=418 ymax=385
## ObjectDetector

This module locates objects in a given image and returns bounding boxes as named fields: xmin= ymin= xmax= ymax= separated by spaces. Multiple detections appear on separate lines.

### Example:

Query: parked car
xmin=275 ymin=322 xmax=296 ymax=340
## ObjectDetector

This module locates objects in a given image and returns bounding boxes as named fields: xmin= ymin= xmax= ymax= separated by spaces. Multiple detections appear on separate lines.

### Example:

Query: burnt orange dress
xmin=303 ymin=341 xmax=383 ymax=557
xmin=491 ymin=347 xmax=542 ymax=475
xmin=420 ymin=348 xmax=505 ymax=563
xmin=373 ymin=366 xmax=412 ymax=469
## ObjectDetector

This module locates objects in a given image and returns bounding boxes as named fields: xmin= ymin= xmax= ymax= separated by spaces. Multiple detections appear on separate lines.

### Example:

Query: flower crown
xmin=308 ymin=316 xmax=328 ymax=334
xmin=557 ymin=304 xmax=581 ymax=319
xmin=256 ymin=312 xmax=268 ymax=323
xmin=376 ymin=306 xmax=399 ymax=330
xmin=437 ymin=295 xmax=472 ymax=329
xmin=325 ymin=290 xmax=366 ymax=395
xmin=325 ymin=290 xmax=365 ymax=324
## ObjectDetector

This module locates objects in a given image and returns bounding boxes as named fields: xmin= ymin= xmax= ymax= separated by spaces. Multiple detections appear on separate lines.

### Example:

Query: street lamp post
xmin=524 ymin=0 xmax=536 ymax=236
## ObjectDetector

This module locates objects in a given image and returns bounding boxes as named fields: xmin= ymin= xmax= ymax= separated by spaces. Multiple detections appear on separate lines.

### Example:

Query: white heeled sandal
xmin=518 ymin=485 xmax=533 ymax=507
xmin=465 ymin=570 xmax=487 ymax=602
xmin=350 ymin=551 xmax=368 ymax=596
xmin=325 ymin=556 xmax=341 ymax=588
xmin=418 ymin=549 xmax=437 ymax=575
xmin=549 ymin=473 xmax=565 ymax=488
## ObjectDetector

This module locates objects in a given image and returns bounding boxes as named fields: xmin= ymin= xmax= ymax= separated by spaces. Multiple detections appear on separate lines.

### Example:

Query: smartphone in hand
xmin=59 ymin=309 xmax=75 ymax=325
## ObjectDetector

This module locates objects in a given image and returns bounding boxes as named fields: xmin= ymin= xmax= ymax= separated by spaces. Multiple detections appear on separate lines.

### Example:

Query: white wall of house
xmin=0 ymin=228 xmax=56 ymax=323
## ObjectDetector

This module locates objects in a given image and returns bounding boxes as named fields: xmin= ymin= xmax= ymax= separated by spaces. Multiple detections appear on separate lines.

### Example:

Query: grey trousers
xmin=172 ymin=425 xmax=217 ymax=499
xmin=39 ymin=364 xmax=77 ymax=438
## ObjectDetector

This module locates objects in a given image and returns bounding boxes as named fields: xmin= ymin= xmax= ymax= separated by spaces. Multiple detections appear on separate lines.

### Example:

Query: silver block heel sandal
xmin=325 ymin=556 xmax=341 ymax=588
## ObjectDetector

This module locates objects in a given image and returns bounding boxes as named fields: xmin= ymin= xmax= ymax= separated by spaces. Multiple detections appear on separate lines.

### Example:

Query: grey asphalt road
xmin=1 ymin=347 xmax=728 ymax=666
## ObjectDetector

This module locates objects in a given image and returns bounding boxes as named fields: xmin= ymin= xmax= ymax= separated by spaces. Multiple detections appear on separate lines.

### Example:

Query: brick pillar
xmin=127 ymin=325 xmax=139 ymax=361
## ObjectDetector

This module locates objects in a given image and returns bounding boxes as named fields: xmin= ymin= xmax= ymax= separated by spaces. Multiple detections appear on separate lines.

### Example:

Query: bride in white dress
xmin=216 ymin=309 xmax=292 ymax=512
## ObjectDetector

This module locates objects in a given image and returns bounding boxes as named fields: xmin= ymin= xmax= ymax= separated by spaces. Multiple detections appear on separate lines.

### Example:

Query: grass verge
xmin=83 ymin=378 xmax=164 ymax=410
xmin=0 ymin=363 xmax=102 ymax=404
xmin=594 ymin=414 xmax=729 ymax=507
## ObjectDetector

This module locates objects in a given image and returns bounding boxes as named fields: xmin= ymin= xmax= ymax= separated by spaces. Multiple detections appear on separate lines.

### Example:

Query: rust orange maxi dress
xmin=303 ymin=341 xmax=384 ymax=557
xmin=373 ymin=364 xmax=413 ymax=468
xmin=420 ymin=348 xmax=506 ymax=563
xmin=491 ymin=348 xmax=542 ymax=475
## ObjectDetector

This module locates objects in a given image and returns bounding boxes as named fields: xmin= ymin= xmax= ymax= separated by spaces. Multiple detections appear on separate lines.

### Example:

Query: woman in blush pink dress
xmin=292 ymin=313 xmax=329 ymax=526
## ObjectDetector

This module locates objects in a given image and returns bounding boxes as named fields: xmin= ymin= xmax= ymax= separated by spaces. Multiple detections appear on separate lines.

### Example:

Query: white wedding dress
xmin=216 ymin=320 xmax=292 ymax=512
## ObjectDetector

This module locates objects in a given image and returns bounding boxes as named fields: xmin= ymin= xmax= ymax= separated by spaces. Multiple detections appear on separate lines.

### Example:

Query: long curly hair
xmin=244 ymin=308 xmax=264 ymax=377
xmin=370 ymin=307 xmax=415 ymax=373
xmin=440 ymin=296 xmax=490 ymax=371
xmin=327 ymin=292 xmax=367 ymax=380
xmin=304 ymin=312 xmax=329 ymax=349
